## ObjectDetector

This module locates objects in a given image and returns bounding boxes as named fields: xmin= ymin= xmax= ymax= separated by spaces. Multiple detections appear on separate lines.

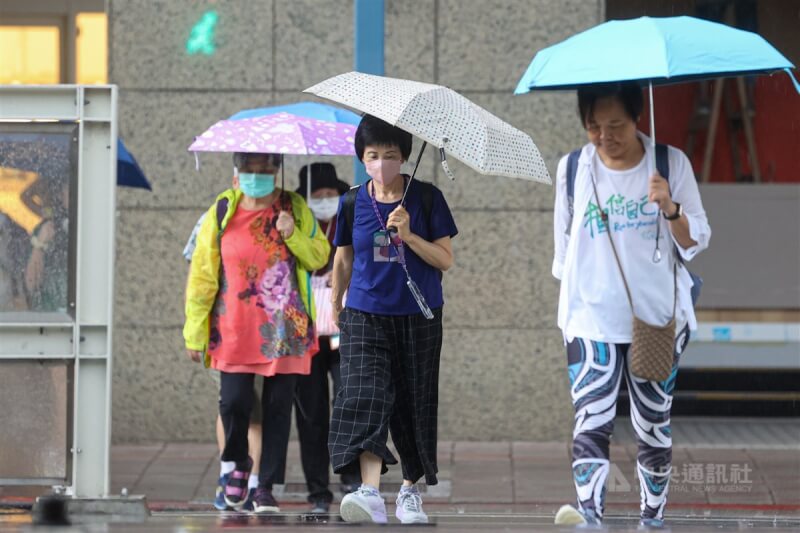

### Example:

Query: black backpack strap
xmin=343 ymin=185 xmax=360 ymax=240
xmin=415 ymin=180 xmax=441 ymax=281
xmin=565 ymin=149 xmax=581 ymax=236
xmin=215 ymin=197 xmax=229 ymax=229
xmin=655 ymin=143 xmax=670 ymax=180
xmin=417 ymin=180 xmax=435 ymax=228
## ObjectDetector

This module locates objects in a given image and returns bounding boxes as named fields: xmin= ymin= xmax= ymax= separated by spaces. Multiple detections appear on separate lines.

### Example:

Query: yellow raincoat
xmin=183 ymin=188 xmax=330 ymax=365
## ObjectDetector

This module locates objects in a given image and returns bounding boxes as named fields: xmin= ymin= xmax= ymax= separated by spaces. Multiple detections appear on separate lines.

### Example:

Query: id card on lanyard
xmin=368 ymin=180 xmax=434 ymax=319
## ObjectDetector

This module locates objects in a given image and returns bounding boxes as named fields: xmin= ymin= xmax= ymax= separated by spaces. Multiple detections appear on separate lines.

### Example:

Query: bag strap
xmin=655 ymin=143 xmax=670 ymax=180
xmin=589 ymin=171 xmax=677 ymax=320
xmin=343 ymin=185 xmax=360 ymax=238
xmin=215 ymin=197 xmax=229 ymax=229
xmin=565 ymin=149 xmax=581 ymax=236
xmin=567 ymin=143 xmax=669 ymax=236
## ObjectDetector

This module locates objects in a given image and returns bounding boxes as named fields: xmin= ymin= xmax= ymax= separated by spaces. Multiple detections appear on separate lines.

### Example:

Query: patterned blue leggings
xmin=566 ymin=325 xmax=690 ymax=520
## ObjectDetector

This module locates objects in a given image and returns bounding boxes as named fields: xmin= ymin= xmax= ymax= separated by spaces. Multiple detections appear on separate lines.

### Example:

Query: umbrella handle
xmin=391 ymin=142 xmax=429 ymax=233
xmin=439 ymin=146 xmax=456 ymax=180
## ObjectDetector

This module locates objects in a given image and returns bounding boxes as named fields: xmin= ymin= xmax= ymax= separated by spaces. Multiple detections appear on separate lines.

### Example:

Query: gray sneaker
xmin=339 ymin=485 xmax=387 ymax=524
xmin=395 ymin=486 xmax=428 ymax=524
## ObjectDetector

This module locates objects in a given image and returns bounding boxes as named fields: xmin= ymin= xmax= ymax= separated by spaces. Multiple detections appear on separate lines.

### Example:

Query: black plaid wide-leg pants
xmin=328 ymin=306 xmax=443 ymax=486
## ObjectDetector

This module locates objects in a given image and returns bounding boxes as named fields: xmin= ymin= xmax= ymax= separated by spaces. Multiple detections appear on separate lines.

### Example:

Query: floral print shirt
xmin=209 ymin=202 xmax=316 ymax=376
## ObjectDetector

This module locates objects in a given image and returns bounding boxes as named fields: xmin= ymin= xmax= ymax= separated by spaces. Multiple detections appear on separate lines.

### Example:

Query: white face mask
xmin=308 ymin=197 xmax=340 ymax=221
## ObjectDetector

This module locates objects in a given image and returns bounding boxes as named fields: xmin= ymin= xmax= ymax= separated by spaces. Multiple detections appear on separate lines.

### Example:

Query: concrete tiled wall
xmin=109 ymin=0 xmax=602 ymax=442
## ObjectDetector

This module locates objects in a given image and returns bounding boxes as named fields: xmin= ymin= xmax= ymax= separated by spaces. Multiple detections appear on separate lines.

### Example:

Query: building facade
xmin=107 ymin=0 xmax=604 ymax=442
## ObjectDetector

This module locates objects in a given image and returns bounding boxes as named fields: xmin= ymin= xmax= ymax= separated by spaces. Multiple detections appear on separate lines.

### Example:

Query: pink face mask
xmin=365 ymin=159 xmax=402 ymax=185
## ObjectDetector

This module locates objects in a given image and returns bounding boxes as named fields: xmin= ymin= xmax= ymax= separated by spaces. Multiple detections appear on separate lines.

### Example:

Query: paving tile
xmin=159 ymin=443 xmax=218 ymax=459
xmin=748 ymin=450 xmax=800 ymax=465
xmin=452 ymin=461 xmax=513 ymax=503
xmin=437 ymin=441 xmax=455 ymax=465
xmin=773 ymin=491 xmax=800 ymax=505
xmin=685 ymin=448 xmax=752 ymax=463
xmin=110 ymin=443 xmax=164 ymax=459
xmin=144 ymin=460 xmax=213 ymax=476
xmin=109 ymin=474 xmax=140 ymax=494
xmin=664 ymin=484 xmax=710 ymax=504
xmin=454 ymin=441 xmax=512 ymax=461
xmin=112 ymin=460 xmax=153 ymax=476
xmin=610 ymin=444 xmax=635 ymax=462
xmin=513 ymin=463 xmax=575 ymax=503
xmin=134 ymin=476 xmax=203 ymax=500
xmin=513 ymin=442 xmax=570 ymax=467
xmin=707 ymin=490 xmax=775 ymax=505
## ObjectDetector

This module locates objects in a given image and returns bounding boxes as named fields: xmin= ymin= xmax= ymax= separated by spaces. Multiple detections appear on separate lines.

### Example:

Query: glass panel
xmin=0 ymin=128 xmax=76 ymax=315
xmin=76 ymin=13 xmax=108 ymax=85
xmin=0 ymin=360 xmax=70 ymax=480
xmin=0 ymin=26 xmax=60 ymax=84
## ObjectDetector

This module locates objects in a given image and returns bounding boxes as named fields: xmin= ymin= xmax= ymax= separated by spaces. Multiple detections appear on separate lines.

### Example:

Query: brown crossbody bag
xmin=590 ymin=174 xmax=676 ymax=382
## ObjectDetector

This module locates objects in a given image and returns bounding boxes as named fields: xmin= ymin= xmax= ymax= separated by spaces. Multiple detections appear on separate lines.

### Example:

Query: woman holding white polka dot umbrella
xmin=303 ymin=73 xmax=550 ymax=524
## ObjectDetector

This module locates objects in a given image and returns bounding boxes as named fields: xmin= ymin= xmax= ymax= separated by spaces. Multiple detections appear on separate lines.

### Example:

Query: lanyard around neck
xmin=368 ymin=178 xmax=412 ymax=276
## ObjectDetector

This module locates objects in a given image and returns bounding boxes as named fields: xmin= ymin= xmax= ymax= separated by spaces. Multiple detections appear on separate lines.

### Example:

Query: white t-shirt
xmin=553 ymin=134 xmax=711 ymax=344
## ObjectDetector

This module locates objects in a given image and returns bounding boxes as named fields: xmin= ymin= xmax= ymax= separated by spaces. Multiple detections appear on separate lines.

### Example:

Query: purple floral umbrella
xmin=188 ymin=112 xmax=356 ymax=155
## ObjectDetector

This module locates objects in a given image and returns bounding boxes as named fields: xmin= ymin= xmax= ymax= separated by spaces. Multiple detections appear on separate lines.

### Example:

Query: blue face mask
xmin=238 ymin=172 xmax=276 ymax=198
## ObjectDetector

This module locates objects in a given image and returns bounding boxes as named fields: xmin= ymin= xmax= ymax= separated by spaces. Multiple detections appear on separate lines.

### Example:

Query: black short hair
xmin=577 ymin=81 xmax=643 ymax=128
xmin=354 ymin=114 xmax=413 ymax=161
xmin=232 ymin=152 xmax=282 ymax=168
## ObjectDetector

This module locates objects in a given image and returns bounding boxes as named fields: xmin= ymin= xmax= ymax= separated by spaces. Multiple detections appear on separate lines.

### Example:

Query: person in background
xmin=24 ymin=180 xmax=69 ymax=312
xmin=182 ymin=166 xmax=263 ymax=512
xmin=184 ymin=152 xmax=330 ymax=514
xmin=0 ymin=211 xmax=31 ymax=311
xmin=293 ymin=163 xmax=360 ymax=514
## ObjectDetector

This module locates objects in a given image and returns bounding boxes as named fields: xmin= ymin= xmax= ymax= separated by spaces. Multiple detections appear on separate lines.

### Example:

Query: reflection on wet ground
xmin=3 ymin=508 xmax=800 ymax=532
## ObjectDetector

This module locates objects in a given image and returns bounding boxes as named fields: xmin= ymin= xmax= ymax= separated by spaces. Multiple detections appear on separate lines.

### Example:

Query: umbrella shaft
xmin=402 ymin=141 xmax=428 ymax=204
xmin=649 ymin=81 xmax=657 ymax=172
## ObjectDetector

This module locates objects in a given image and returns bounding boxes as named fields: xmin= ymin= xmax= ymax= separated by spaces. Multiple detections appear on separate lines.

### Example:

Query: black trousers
xmin=219 ymin=371 xmax=296 ymax=489
xmin=329 ymin=307 xmax=443 ymax=486
xmin=295 ymin=336 xmax=360 ymax=503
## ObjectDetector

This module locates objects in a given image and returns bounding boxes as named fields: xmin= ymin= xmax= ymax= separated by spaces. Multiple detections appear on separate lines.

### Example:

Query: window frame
xmin=0 ymin=0 xmax=105 ymax=84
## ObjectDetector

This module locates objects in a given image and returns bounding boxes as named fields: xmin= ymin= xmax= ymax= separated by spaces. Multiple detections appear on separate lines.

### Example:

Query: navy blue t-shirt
xmin=333 ymin=179 xmax=458 ymax=316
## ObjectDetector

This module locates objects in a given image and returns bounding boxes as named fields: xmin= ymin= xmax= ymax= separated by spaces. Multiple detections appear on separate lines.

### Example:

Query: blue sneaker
xmin=213 ymin=474 xmax=231 ymax=511
xmin=554 ymin=504 xmax=602 ymax=527
xmin=639 ymin=517 xmax=665 ymax=529
xmin=241 ymin=488 xmax=257 ymax=512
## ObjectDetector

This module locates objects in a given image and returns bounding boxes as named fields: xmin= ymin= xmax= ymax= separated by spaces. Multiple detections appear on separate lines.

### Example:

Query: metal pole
xmin=353 ymin=0 xmax=384 ymax=185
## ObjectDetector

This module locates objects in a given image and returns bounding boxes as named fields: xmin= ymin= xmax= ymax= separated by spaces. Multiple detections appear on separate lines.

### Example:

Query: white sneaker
xmin=554 ymin=504 xmax=602 ymax=527
xmin=396 ymin=486 xmax=428 ymax=524
xmin=339 ymin=485 xmax=387 ymax=524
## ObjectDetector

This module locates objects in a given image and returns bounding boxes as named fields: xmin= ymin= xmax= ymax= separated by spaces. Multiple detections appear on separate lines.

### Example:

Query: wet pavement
xmin=1 ymin=419 xmax=798 ymax=531
xmin=2 ymin=508 xmax=800 ymax=532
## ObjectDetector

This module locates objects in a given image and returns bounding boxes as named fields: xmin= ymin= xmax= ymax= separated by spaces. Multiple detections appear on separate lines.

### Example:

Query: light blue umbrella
xmin=229 ymin=101 xmax=361 ymax=126
xmin=515 ymin=16 xmax=799 ymax=157
xmin=515 ymin=16 xmax=798 ymax=93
